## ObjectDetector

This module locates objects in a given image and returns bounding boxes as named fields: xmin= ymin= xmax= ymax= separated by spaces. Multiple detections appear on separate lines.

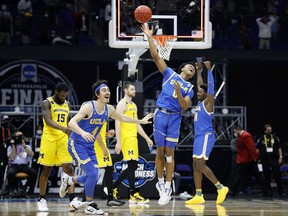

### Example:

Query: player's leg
xmin=157 ymin=113 xmax=181 ymax=205
xmin=56 ymin=136 xmax=75 ymax=202
xmin=37 ymin=135 xmax=57 ymax=211
xmin=104 ymin=165 xmax=126 ymax=206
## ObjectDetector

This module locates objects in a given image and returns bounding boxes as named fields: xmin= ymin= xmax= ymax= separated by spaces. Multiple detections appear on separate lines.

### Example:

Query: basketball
xmin=134 ymin=5 xmax=152 ymax=24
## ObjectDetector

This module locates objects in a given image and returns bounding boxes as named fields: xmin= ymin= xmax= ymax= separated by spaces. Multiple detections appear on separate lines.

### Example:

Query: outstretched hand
xmin=141 ymin=23 xmax=153 ymax=38
xmin=140 ymin=113 xmax=154 ymax=124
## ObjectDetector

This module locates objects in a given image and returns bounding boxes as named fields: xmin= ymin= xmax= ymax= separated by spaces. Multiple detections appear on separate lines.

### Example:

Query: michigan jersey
xmin=120 ymin=99 xmax=137 ymax=141
xmin=42 ymin=97 xmax=70 ymax=141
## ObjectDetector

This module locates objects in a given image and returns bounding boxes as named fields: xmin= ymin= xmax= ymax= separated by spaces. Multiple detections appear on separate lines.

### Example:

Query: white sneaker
xmin=158 ymin=187 xmax=172 ymax=205
xmin=37 ymin=198 xmax=49 ymax=212
xmin=85 ymin=202 xmax=105 ymax=215
xmin=180 ymin=191 xmax=193 ymax=200
xmin=59 ymin=172 xmax=71 ymax=198
xmin=69 ymin=197 xmax=92 ymax=212
xmin=155 ymin=182 xmax=165 ymax=197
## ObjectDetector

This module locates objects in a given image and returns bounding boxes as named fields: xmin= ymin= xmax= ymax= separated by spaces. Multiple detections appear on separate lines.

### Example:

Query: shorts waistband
xmin=157 ymin=107 xmax=180 ymax=114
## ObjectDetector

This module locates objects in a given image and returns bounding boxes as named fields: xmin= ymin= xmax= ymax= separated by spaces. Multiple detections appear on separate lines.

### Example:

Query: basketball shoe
xmin=59 ymin=172 xmax=73 ymax=198
xmin=37 ymin=198 xmax=49 ymax=212
xmin=216 ymin=186 xmax=229 ymax=205
xmin=129 ymin=192 xmax=150 ymax=204
xmin=158 ymin=187 xmax=172 ymax=205
xmin=85 ymin=202 xmax=105 ymax=215
xmin=69 ymin=197 xmax=92 ymax=212
xmin=155 ymin=182 xmax=165 ymax=197
xmin=185 ymin=194 xmax=205 ymax=204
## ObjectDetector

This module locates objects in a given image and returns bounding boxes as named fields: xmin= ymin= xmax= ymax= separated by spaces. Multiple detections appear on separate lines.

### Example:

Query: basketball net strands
xmin=153 ymin=35 xmax=177 ymax=61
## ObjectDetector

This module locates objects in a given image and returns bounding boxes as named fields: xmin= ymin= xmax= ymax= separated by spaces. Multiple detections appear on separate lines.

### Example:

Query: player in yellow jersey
xmin=114 ymin=81 xmax=153 ymax=204
xmin=37 ymin=83 xmax=75 ymax=212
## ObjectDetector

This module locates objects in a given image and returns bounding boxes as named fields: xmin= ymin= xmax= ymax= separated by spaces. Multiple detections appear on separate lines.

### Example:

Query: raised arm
xmin=196 ymin=62 xmax=204 ymax=90
xmin=141 ymin=23 xmax=167 ymax=72
xmin=203 ymin=61 xmax=215 ymax=112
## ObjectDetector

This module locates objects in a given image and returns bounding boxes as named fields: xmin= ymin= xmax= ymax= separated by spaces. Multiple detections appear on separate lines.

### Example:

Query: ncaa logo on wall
xmin=114 ymin=156 xmax=156 ymax=188
xmin=0 ymin=59 xmax=78 ymax=106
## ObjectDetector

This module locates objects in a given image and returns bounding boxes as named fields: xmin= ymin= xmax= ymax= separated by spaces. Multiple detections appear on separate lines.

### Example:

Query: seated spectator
xmin=6 ymin=130 xmax=37 ymax=195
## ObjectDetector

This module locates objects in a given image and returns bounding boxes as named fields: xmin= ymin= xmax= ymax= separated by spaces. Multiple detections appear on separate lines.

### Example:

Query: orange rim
xmin=153 ymin=35 xmax=177 ymax=47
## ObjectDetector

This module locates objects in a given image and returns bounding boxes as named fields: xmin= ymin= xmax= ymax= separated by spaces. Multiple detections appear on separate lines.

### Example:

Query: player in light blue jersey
xmin=185 ymin=61 xmax=228 ymax=205
xmin=142 ymin=24 xmax=199 ymax=205
xmin=59 ymin=80 xmax=153 ymax=214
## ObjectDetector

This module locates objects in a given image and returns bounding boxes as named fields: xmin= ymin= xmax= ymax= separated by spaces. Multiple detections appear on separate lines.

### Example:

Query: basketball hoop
xmin=153 ymin=35 xmax=177 ymax=61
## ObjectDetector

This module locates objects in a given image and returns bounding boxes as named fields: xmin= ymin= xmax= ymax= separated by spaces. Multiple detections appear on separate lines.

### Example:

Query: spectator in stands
xmin=36 ymin=11 xmax=51 ymax=45
xmin=17 ymin=0 xmax=33 ymax=45
xmin=229 ymin=125 xmax=269 ymax=197
xmin=0 ymin=4 xmax=13 ymax=45
xmin=59 ymin=3 xmax=74 ymax=37
xmin=6 ymin=130 xmax=37 ymax=195
xmin=17 ymin=0 xmax=32 ymax=16
xmin=75 ymin=9 xmax=90 ymax=45
xmin=256 ymin=14 xmax=275 ymax=49
xmin=0 ymin=115 xmax=13 ymax=190
xmin=256 ymin=124 xmax=286 ymax=198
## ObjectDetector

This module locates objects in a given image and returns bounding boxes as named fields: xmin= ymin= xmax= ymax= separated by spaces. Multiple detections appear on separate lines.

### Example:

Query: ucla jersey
xmin=120 ymin=99 xmax=137 ymax=139
xmin=194 ymin=101 xmax=214 ymax=136
xmin=42 ymin=97 xmax=70 ymax=141
xmin=70 ymin=101 xmax=108 ymax=145
xmin=156 ymin=67 xmax=194 ymax=112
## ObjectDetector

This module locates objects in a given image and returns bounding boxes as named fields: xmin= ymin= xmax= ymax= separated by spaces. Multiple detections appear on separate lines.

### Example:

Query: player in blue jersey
xmin=59 ymin=80 xmax=153 ymax=214
xmin=185 ymin=61 xmax=228 ymax=205
xmin=142 ymin=24 xmax=199 ymax=205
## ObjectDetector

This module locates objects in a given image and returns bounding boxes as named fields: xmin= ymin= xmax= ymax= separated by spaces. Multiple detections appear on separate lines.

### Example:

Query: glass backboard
xmin=109 ymin=0 xmax=212 ymax=49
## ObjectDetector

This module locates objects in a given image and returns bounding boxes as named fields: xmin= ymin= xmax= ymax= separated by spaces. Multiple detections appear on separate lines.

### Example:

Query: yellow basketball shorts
xmin=38 ymin=135 xmax=72 ymax=166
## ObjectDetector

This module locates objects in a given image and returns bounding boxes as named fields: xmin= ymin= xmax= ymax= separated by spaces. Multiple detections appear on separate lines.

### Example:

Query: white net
xmin=153 ymin=35 xmax=177 ymax=61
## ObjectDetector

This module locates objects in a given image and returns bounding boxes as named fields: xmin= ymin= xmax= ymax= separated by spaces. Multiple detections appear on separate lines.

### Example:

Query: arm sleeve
xmin=207 ymin=70 xmax=214 ymax=95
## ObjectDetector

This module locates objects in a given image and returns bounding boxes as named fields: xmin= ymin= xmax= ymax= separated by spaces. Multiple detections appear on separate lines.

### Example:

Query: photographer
xmin=6 ymin=130 xmax=37 ymax=195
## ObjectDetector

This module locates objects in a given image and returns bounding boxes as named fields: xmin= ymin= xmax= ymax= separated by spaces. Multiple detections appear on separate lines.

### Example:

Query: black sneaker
xmin=107 ymin=197 xmax=126 ymax=207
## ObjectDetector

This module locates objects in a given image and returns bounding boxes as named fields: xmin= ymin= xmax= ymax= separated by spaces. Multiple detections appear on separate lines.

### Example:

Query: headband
xmin=95 ymin=84 xmax=108 ymax=94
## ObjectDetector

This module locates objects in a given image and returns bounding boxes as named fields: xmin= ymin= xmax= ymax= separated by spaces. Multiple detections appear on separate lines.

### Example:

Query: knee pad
xmin=166 ymin=155 xmax=173 ymax=163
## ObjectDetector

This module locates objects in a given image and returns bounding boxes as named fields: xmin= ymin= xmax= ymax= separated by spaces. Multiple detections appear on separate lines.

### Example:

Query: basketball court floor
xmin=0 ymin=195 xmax=287 ymax=216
